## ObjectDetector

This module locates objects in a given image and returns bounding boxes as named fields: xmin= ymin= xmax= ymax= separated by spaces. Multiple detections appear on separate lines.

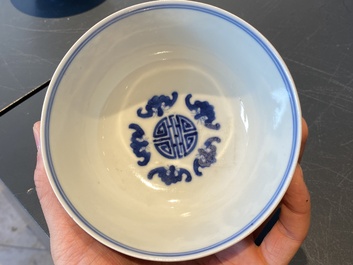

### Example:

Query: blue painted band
xmin=44 ymin=2 xmax=299 ymax=258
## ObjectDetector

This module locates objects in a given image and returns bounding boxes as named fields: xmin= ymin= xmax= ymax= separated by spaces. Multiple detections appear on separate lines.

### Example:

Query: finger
xmin=213 ymin=236 xmax=265 ymax=265
xmin=253 ymin=117 xmax=308 ymax=244
xmin=299 ymin=118 xmax=308 ymax=163
xmin=33 ymin=121 xmax=51 ymax=203
xmin=260 ymin=165 xmax=310 ymax=265
xmin=33 ymin=122 xmax=76 ymax=232
xmin=253 ymin=207 xmax=280 ymax=246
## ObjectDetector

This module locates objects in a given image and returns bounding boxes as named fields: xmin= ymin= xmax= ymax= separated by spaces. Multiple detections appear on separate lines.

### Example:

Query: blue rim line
xmin=45 ymin=2 xmax=299 ymax=258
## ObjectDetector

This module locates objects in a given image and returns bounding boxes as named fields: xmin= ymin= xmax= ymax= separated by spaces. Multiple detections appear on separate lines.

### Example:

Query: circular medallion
xmin=153 ymin=114 xmax=198 ymax=159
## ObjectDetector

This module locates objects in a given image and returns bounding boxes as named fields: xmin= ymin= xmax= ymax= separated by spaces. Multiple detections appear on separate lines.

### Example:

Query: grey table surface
xmin=1 ymin=0 xmax=352 ymax=264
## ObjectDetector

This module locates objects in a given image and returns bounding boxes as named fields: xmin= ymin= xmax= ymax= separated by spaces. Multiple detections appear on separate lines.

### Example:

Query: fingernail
xmin=33 ymin=122 xmax=41 ymax=152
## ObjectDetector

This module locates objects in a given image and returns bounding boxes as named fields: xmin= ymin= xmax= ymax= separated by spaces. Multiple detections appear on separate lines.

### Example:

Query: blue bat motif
xmin=193 ymin=137 xmax=221 ymax=176
xmin=148 ymin=165 xmax=192 ymax=185
xmin=137 ymin=92 xmax=178 ymax=118
xmin=129 ymin=123 xmax=151 ymax=166
xmin=185 ymin=94 xmax=220 ymax=130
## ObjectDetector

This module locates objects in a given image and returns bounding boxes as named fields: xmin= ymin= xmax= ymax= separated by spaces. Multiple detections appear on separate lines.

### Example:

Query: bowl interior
xmin=42 ymin=2 xmax=300 ymax=261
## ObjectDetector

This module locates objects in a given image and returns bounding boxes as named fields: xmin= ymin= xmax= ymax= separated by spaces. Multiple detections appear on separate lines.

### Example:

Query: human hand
xmin=33 ymin=119 xmax=310 ymax=265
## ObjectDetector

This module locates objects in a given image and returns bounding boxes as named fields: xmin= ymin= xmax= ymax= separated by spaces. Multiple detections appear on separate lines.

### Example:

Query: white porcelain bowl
xmin=41 ymin=1 xmax=301 ymax=261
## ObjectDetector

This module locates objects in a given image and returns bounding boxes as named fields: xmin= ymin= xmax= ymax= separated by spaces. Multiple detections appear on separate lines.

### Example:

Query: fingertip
xmin=259 ymin=163 xmax=310 ymax=265
xmin=295 ymin=164 xmax=303 ymax=178
xmin=33 ymin=121 xmax=41 ymax=153
xmin=286 ymin=164 xmax=310 ymax=214
xmin=299 ymin=118 xmax=309 ymax=163
xmin=301 ymin=118 xmax=308 ymax=143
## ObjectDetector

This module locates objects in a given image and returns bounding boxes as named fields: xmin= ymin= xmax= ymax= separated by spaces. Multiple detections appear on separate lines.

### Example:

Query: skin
xmin=33 ymin=119 xmax=310 ymax=265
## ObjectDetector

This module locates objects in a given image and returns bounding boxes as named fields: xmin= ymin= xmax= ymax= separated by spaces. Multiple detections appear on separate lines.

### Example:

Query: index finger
xmin=299 ymin=118 xmax=308 ymax=163
xmin=259 ymin=165 xmax=311 ymax=264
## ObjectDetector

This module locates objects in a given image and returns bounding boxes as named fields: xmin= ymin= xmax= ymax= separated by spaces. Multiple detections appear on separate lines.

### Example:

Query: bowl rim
xmin=41 ymin=0 xmax=302 ymax=261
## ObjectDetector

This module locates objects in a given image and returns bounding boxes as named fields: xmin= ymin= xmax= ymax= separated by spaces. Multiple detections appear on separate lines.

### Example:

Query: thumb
xmin=33 ymin=121 xmax=51 ymax=203
xmin=33 ymin=122 xmax=54 ymax=203
xmin=33 ymin=122 xmax=71 ymax=232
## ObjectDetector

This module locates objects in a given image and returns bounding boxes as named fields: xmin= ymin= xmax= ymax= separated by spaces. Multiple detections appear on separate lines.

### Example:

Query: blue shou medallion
xmin=129 ymin=91 xmax=221 ymax=185
xmin=153 ymin=114 xmax=198 ymax=159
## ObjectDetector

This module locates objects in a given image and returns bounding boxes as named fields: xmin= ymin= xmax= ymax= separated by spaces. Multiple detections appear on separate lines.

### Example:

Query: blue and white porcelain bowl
xmin=41 ymin=0 xmax=301 ymax=261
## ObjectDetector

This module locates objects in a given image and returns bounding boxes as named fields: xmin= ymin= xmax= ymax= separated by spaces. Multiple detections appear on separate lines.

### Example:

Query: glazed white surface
xmin=41 ymin=1 xmax=301 ymax=261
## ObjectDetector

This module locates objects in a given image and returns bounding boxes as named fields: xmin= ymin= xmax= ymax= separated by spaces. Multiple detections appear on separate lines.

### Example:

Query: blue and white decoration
xmin=137 ymin=92 xmax=178 ymax=118
xmin=185 ymin=94 xmax=221 ymax=130
xmin=128 ymin=123 xmax=151 ymax=166
xmin=129 ymin=91 xmax=221 ymax=185
xmin=153 ymin=114 xmax=198 ymax=159
xmin=148 ymin=165 xmax=192 ymax=186
xmin=193 ymin=137 xmax=221 ymax=176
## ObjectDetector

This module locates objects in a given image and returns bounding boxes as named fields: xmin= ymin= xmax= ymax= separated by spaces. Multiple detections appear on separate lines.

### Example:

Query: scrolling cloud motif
xmin=129 ymin=92 xmax=222 ymax=185
xmin=185 ymin=94 xmax=220 ymax=130
xmin=137 ymin=92 xmax=178 ymax=118
xmin=193 ymin=137 xmax=221 ymax=176
xmin=129 ymin=123 xmax=151 ymax=166
xmin=148 ymin=165 xmax=192 ymax=186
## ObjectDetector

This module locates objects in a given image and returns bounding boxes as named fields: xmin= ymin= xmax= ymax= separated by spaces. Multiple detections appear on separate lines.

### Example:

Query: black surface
xmin=0 ymin=81 xmax=49 ymax=116
xmin=0 ymin=0 xmax=147 ymax=110
xmin=0 ymin=0 xmax=352 ymax=264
